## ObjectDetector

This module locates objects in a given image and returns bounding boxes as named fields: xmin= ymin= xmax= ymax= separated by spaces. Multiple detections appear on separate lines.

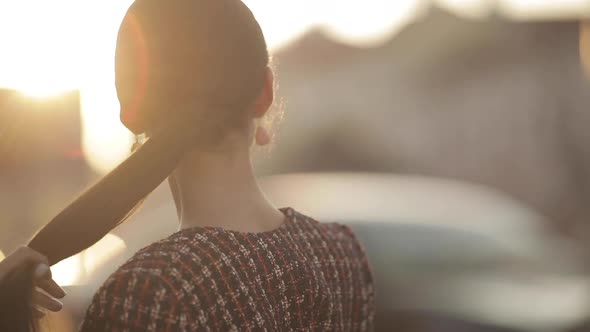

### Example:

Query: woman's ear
xmin=252 ymin=68 xmax=274 ymax=146
xmin=255 ymin=126 xmax=271 ymax=146
xmin=253 ymin=68 xmax=274 ymax=118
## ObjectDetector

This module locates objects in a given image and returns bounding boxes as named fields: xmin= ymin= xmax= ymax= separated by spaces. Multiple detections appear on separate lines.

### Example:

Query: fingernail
xmin=57 ymin=286 xmax=67 ymax=298
xmin=34 ymin=264 xmax=50 ymax=279
xmin=48 ymin=299 xmax=63 ymax=312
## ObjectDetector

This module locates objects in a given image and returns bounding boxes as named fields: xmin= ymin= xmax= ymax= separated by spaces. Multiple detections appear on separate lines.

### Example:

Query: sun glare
xmin=78 ymin=0 xmax=136 ymax=173
xmin=436 ymin=0 xmax=494 ymax=19
xmin=81 ymin=88 xmax=135 ymax=174
xmin=0 ymin=0 xmax=134 ymax=173
xmin=51 ymin=254 xmax=82 ymax=286
xmin=318 ymin=0 xmax=425 ymax=47
xmin=0 ymin=0 xmax=83 ymax=97
xmin=51 ymin=234 xmax=126 ymax=286
xmin=18 ymin=87 xmax=76 ymax=99
xmin=2 ymin=1 xmax=585 ymax=173
xmin=244 ymin=0 xmax=314 ymax=50
xmin=83 ymin=234 xmax=127 ymax=276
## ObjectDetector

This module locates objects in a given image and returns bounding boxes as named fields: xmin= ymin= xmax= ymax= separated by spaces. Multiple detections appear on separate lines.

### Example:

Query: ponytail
xmin=29 ymin=124 xmax=192 ymax=265
xmin=0 ymin=115 xmax=195 ymax=332
xmin=1 ymin=128 xmax=186 ymax=331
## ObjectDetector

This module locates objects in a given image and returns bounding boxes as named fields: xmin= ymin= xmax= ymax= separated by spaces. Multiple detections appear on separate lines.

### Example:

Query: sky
xmin=0 ymin=0 xmax=588 ymax=174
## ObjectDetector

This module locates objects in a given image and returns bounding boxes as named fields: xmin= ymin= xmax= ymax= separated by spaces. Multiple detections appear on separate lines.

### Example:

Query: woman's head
xmin=29 ymin=0 xmax=274 ymax=273
xmin=116 ymin=0 xmax=272 ymax=148
xmin=22 ymin=3 xmax=272 ymax=327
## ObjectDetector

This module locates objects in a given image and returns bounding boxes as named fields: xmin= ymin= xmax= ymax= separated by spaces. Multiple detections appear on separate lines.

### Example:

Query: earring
xmin=255 ymin=126 xmax=271 ymax=146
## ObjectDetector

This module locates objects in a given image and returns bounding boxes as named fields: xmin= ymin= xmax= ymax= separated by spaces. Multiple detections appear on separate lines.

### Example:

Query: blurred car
xmin=261 ymin=173 xmax=590 ymax=332
xmin=56 ymin=173 xmax=589 ymax=332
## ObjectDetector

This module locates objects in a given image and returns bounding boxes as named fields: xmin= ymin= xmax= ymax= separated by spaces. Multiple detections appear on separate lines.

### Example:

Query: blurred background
xmin=1 ymin=0 xmax=590 ymax=331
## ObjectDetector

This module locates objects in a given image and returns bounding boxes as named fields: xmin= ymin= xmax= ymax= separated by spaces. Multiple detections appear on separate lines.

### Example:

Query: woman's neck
xmin=170 ymin=147 xmax=284 ymax=233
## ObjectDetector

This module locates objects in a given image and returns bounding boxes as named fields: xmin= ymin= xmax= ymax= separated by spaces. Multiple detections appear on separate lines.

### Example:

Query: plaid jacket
xmin=80 ymin=208 xmax=375 ymax=331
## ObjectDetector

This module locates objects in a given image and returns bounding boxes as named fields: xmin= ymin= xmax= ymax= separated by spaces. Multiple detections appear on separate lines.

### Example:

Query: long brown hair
xmin=3 ymin=0 xmax=269 ymax=329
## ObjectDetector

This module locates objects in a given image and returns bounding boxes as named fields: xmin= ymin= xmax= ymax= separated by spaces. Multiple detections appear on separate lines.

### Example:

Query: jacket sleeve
xmin=79 ymin=269 xmax=191 ymax=332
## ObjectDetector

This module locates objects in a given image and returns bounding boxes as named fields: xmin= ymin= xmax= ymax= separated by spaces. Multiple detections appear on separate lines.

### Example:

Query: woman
xmin=24 ymin=0 xmax=375 ymax=330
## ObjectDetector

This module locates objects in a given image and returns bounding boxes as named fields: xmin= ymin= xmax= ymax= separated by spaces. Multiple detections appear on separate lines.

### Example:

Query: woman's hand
xmin=0 ymin=246 xmax=66 ymax=316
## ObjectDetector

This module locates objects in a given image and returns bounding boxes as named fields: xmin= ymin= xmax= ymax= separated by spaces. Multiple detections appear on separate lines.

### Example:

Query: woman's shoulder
xmin=80 ymin=232 xmax=208 ymax=331
xmin=287 ymin=209 xmax=369 ymax=262
xmin=90 ymin=235 xmax=192 ymax=296
xmin=289 ymin=209 xmax=362 ymax=244
xmin=108 ymin=227 xmax=214 ymax=285
xmin=80 ymin=263 xmax=190 ymax=331
xmin=288 ymin=209 xmax=376 ymax=314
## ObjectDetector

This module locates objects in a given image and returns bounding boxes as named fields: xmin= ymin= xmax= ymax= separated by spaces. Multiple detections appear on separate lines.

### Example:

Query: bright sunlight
xmin=0 ymin=0 xmax=588 ymax=172
xmin=0 ymin=1 xmax=83 ymax=97
xmin=0 ymin=0 xmax=133 ymax=173
xmin=52 ymin=234 xmax=126 ymax=286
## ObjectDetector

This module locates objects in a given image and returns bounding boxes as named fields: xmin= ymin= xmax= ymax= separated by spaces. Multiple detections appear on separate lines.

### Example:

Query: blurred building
xmin=260 ymin=9 xmax=590 ymax=247
xmin=0 ymin=89 xmax=92 ymax=252
xmin=0 ymin=89 xmax=82 ymax=166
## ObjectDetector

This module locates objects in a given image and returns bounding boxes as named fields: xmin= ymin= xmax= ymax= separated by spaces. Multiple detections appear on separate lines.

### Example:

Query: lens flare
xmin=581 ymin=22 xmax=590 ymax=79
